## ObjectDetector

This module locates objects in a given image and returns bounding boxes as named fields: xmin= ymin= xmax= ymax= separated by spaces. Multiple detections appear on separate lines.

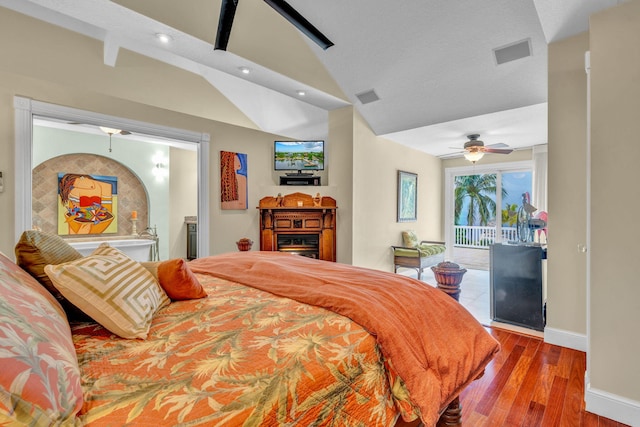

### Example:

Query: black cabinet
xmin=490 ymin=244 xmax=546 ymax=331
xmin=279 ymin=175 xmax=321 ymax=186
xmin=187 ymin=223 xmax=197 ymax=260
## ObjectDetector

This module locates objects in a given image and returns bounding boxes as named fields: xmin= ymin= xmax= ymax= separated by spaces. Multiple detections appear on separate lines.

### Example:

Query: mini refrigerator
xmin=490 ymin=243 xmax=546 ymax=331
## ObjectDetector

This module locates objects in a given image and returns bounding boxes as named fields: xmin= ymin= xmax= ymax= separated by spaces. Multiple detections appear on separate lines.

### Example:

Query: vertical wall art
xmin=220 ymin=151 xmax=248 ymax=210
xmin=397 ymin=170 xmax=417 ymax=222
xmin=57 ymin=172 xmax=118 ymax=235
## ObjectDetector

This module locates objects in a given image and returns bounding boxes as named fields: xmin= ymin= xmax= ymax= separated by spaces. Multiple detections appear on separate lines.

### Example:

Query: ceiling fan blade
xmin=263 ymin=0 xmax=334 ymax=50
xmin=119 ymin=130 xmax=132 ymax=136
xmin=215 ymin=0 xmax=239 ymax=51
xmin=486 ymin=143 xmax=509 ymax=149
xmin=482 ymin=147 xmax=513 ymax=154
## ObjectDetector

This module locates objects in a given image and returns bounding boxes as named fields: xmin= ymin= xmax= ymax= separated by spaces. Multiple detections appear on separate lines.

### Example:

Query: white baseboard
xmin=585 ymin=383 xmax=640 ymax=426
xmin=543 ymin=326 xmax=587 ymax=352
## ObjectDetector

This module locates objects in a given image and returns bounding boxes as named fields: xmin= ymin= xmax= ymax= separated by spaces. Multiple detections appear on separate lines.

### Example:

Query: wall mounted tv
xmin=274 ymin=140 xmax=325 ymax=175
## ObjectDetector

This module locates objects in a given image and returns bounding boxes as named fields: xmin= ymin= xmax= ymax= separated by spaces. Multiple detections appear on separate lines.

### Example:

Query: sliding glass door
xmin=445 ymin=161 xmax=533 ymax=266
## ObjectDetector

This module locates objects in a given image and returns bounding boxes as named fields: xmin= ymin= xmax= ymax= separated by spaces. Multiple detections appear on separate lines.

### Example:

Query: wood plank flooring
xmin=458 ymin=327 xmax=630 ymax=426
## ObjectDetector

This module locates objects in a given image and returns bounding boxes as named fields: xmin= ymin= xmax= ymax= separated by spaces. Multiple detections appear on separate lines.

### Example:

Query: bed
xmin=1 ymin=234 xmax=499 ymax=427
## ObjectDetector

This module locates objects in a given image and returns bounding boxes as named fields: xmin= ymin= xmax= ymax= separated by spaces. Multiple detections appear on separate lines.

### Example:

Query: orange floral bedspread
xmin=72 ymin=274 xmax=411 ymax=426
xmin=189 ymin=252 xmax=500 ymax=426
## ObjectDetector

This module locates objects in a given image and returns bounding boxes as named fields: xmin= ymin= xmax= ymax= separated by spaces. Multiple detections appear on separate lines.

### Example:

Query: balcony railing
xmin=454 ymin=225 xmax=518 ymax=249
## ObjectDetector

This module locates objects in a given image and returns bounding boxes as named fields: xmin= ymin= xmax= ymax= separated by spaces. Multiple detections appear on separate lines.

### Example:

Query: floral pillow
xmin=0 ymin=251 xmax=83 ymax=425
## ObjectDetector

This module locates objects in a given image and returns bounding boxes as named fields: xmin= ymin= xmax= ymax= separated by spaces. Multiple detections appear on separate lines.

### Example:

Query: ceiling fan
xmin=461 ymin=134 xmax=513 ymax=163
xmin=215 ymin=0 xmax=334 ymax=51
xmin=98 ymin=127 xmax=131 ymax=153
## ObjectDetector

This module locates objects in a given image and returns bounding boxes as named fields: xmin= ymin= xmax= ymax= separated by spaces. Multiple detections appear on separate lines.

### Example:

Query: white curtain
xmin=532 ymin=144 xmax=548 ymax=213
xmin=531 ymin=144 xmax=548 ymax=243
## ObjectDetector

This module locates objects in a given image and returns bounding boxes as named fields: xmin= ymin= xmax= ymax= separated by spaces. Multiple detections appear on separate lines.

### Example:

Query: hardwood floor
xmin=458 ymin=327 xmax=630 ymax=426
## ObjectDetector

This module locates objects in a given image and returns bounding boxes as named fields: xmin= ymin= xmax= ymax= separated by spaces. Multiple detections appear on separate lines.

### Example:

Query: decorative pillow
xmin=0 ymin=251 xmax=83 ymax=425
xmin=158 ymin=258 xmax=207 ymax=300
xmin=139 ymin=260 xmax=161 ymax=280
xmin=44 ymin=244 xmax=170 ymax=339
xmin=140 ymin=259 xmax=207 ymax=300
xmin=402 ymin=230 xmax=419 ymax=248
xmin=14 ymin=229 xmax=88 ymax=321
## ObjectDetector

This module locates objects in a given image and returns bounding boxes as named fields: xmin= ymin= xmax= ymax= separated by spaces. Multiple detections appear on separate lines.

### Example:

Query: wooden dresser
xmin=258 ymin=192 xmax=337 ymax=262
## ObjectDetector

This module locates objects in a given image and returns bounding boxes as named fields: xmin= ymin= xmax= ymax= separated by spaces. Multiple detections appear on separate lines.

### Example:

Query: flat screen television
xmin=274 ymin=140 xmax=324 ymax=175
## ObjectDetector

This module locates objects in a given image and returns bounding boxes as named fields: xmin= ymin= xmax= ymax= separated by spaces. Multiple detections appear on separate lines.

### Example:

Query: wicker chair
xmin=392 ymin=231 xmax=446 ymax=280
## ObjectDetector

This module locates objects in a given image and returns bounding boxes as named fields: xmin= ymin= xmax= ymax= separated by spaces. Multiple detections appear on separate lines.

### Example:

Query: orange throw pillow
xmin=157 ymin=258 xmax=207 ymax=300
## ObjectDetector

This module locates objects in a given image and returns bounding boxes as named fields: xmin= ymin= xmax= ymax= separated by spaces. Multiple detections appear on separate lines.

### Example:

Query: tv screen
xmin=274 ymin=140 xmax=325 ymax=172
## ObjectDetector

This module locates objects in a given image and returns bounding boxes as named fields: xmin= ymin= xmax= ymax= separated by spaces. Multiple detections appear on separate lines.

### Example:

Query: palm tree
xmin=502 ymin=203 xmax=519 ymax=226
xmin=454 ymin=174 xmax=507 ymax=226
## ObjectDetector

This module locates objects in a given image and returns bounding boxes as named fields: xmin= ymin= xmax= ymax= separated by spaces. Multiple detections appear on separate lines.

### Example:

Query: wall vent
xmin=493 ymin=39 xmax=531 ymax=65
xmin=355 ymin=89 xmax=380 ymax=104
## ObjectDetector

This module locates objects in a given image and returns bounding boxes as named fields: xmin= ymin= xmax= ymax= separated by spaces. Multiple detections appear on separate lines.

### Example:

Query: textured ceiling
xmin=0 ymin=0 xmax=623 ymax=157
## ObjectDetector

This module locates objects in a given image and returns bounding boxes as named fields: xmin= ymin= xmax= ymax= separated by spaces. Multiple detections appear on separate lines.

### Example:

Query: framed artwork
xmin=220 ymin=151 xmax=248 ymax=210
xmin=397 ymin=170 xmax=417 ymax=222
xmin=57 ymin=172 xmax=118 ymax=235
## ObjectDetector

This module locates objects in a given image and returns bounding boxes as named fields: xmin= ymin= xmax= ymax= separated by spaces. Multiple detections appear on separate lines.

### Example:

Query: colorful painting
xmin=397 ymin=170 xmax=417 ymax=222
xmin=57 ymin=173 xmax=118 ymax=235
xmin=220 ymin=151 xmax=248 ymax=210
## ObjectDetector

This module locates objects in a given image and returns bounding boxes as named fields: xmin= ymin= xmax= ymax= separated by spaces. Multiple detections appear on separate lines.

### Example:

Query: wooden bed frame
xmin=392 ymin=256 xmax=484 ymax=427
xmin=394 ymin=397 xmax=462 ymax=426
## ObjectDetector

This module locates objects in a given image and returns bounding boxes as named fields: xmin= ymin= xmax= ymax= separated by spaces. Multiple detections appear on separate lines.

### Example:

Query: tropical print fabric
xmin=0 ymin=252 xmax=83 ymax=426
xmin=73 ymin=273 xmax=414 ymax=426
xmin=190 ymin=252 xmax=499 ymax=426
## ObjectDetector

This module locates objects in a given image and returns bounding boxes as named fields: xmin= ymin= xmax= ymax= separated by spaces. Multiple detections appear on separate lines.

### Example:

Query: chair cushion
xmin=402 ymin=230 xmax=419 ymax=248
xmin=44 ymin=244 xmax=170 ymax=339
xmin=417 ymin=243 xmax=446 ymax=257
xmin=0 ymin=251 xmax=83 ymax=425
xmin=394 ymin=244 xmax=446 ymax=258
xmin=14 ymin=229 xmax=88 ymax=321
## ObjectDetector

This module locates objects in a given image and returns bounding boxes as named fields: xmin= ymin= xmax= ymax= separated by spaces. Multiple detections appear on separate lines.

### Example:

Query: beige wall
xmin=169 ymin=147 xmax=198 ymax=259
xmin=546 ymin=0 xmax=640 ymax=418
xmin=589 ymin=0 xmax=640 ymax=404
xmin=547 ymin=32 xmax=589 ymax=336
xmin=352 ymin=111 xmax=443 ymax=271
xmin=327 ymin=107 xmax=355 ymax=264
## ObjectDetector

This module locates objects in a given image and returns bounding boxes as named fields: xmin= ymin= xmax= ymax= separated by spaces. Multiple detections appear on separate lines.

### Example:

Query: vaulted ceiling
xmin=0 ymin=0 xmax=622 ymax=157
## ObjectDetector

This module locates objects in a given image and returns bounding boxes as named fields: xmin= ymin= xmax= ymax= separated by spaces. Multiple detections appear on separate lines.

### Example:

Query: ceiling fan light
xmin=464 ymin=151 xmax=484 ymax=163
xmin=99 ymin=126 xmax=121 ymax=135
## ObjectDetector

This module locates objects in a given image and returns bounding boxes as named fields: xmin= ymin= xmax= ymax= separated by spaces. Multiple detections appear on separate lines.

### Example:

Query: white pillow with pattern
xmin=45 ymin=243 xmax=170 ymax=339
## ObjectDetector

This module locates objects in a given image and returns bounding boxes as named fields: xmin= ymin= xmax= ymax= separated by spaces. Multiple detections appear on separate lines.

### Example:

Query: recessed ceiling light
xmin=155 ymin=33 xmax=173 ymax=44
xmin=239 ymin=66 xmax=251 ymax=74
xmin=297 ymin=90 xmax=306 ymax=96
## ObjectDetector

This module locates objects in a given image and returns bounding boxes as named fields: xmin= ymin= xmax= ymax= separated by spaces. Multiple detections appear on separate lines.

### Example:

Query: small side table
xmin=431 ymin=261 xmax=467 ymax=301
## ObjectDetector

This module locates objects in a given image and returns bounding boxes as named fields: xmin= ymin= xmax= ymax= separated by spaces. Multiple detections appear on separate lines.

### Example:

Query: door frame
xmin=13 ymin=96 xmax=211 ymax=257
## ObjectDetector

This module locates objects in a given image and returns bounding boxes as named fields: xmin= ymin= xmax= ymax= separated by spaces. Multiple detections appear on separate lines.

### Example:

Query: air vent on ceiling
xmin=493 ymin=39 xmax=531 ymax=65
xmin=355 ymin=89 xmax=380 ymax=105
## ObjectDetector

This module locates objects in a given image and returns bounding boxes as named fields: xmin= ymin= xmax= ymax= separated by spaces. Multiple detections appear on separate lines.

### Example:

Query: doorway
xmin=13 ymin=96 xmax=210 ymax=259
xmin=443 ymin=160 xmax=533 ymax=325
